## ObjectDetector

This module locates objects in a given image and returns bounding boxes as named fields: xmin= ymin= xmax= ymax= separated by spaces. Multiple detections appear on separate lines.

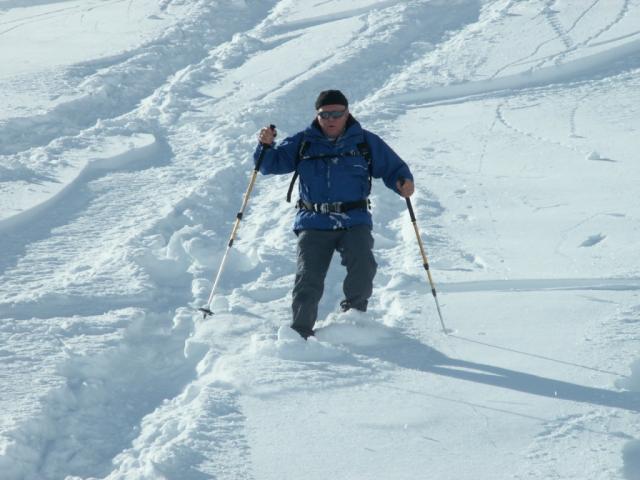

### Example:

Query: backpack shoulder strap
xmin=357 ymin=141 xmax=373 ymax=195
xmin=286 ymin=139 xmax=309 ymax=203
xmin=286 ymin=138 xmax=372 ymax=203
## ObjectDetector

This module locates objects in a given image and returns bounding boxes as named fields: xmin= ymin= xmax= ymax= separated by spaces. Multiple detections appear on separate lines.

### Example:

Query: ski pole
xmin=404 ymin=195 xmax=448 ymax=334
xmin=199 ymin=125 xmax=276 ymax=318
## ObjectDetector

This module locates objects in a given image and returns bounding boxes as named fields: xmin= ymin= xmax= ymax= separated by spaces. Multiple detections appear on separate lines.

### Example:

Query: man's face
xmin=317 ymin=104 xmax=349 ymax=138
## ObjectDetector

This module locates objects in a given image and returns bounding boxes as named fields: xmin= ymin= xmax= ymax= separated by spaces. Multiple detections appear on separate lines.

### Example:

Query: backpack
xmin=286 ymin=139 xmax=373 ymax=203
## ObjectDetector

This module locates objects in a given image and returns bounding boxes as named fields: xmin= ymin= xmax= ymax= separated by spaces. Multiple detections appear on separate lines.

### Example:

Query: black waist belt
xmin=297 ymin=199 xmax=369 ymax=214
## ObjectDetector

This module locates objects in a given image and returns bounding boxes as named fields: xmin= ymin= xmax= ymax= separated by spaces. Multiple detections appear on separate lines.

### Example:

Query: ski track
xmin=486 ymin=1 xmax=559 ymax=80
xmin=383 ymin=36 xmax=640 ymax=108
xmin=489 ymin=0 xmax=630 ymax=79
xmin=495 ymin=101 xmax=582 ymax=155
xmin=529 ymin=0 xmax=632 ymax=71
xmin=0 ymin=0 xmax=76 ymax=13
xmin=1 ymin=0 xmax=640 ymax=478
xmin=378 ymin=0 xmax=640 ymax=109
xmin=568 ymin=92 xmax=590 ymax=138
xmin=0 ymin=310 xmax=200 ymax=480
xmin=0 ymin=1 xmax=282 ymax=477
xmin=539 ymin=0 xmax=574 ymax=52
xmin=265 ymin=0 xmax=400 ymax=33
xmin=0 ymin=0 xmax=270 ymax=156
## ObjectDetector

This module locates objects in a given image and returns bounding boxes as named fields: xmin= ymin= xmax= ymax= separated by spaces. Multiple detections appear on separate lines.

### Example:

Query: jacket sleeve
xmin=364 ymin=131 xmax=414 ymax=194
xmin=253 ymin=131 xmax=304 ymax=175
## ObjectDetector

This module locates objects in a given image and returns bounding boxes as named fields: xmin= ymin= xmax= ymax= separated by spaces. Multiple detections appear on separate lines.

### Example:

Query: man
xmin=255 ymin=90 xmax=414 ymax=339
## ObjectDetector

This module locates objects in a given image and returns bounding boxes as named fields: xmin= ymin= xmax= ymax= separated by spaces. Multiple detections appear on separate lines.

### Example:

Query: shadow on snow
xmin=343 ymin=325 xmax=640 ymax=413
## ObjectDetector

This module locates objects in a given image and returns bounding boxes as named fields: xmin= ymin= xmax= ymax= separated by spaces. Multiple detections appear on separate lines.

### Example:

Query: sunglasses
xmin=317 ymin=110 xmax=347 ymax=119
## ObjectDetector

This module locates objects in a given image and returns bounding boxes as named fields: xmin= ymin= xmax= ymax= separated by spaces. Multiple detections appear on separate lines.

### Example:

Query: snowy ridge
xmin=385 ymin=37 xmax=640 ymax=105
xmin=0 ymin=133 xmax=159 ymax=229
xmin=1 ymin=0 xmax=640 ymax=479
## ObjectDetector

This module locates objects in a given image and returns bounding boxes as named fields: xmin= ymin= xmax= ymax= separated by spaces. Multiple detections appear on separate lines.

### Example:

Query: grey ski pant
xmin=291 ymin=225 xmax=377 ymax=337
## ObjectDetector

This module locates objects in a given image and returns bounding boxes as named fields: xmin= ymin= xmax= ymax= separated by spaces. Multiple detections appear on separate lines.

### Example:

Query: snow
xmin=1 ymin=0 xmax=640 ymax=479
xmin=0 ymin=0 xmax=182 ymax=78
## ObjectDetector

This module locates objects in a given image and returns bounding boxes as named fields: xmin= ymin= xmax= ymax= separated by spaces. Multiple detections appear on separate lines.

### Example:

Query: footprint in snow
xmin=580 ymin=233 xmax=606 ymax=248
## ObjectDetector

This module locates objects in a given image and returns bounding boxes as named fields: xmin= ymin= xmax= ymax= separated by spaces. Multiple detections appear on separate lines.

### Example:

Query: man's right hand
xmin=258 ymin=126 xmax=276 ymax=146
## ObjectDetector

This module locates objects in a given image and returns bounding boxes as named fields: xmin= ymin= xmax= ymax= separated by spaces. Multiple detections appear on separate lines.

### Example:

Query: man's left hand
xmin=397 ymin=179 xmax=414 ymax=198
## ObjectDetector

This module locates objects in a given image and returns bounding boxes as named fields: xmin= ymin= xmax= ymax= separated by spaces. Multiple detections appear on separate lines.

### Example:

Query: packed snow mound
xmin=315 ymin=310 xmax=394 ymax=346
xmin=617 ymin=359 xmax=640 ymax=392
xmin=248 ymin=311 xmax=397 ymax=362
xmin=249 ymin=325 xmax=348 ymax=362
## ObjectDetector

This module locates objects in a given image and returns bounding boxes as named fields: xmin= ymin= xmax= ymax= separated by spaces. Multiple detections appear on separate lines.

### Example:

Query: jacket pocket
xmin=332 ymin=156 xmax=369 ymax=200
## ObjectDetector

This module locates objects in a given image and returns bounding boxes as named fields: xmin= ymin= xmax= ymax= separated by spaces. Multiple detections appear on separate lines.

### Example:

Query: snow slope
xmin=1 ymin=0 xmax=640 ymax=479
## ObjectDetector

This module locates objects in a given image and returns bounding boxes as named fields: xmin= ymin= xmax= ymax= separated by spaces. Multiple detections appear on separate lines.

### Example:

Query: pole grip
xmin=399 ymin=177 xmax=417 ymax=222
xmin=255 ymin=124 xmax=277 ymax=171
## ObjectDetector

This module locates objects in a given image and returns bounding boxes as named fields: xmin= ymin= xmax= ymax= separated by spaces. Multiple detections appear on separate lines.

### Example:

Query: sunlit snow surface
xmin=1 ymin=0 xmax=640 ymax=479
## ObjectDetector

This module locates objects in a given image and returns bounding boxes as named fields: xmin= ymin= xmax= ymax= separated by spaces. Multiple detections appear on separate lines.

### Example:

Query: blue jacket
xmin=254 ymin=116 xmax=413 ymax=231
